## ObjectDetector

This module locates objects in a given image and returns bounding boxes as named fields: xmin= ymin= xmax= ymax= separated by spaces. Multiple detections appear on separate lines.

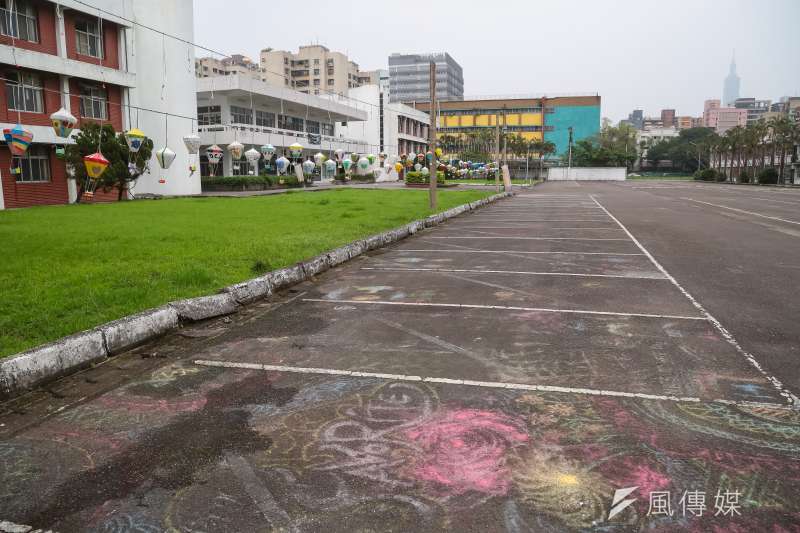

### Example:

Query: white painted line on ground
xmin=591 ymin=195 xmax=800 ymax=407
xmin=397 ymin=249 xmax=646 ymax=256
xmin=360 ymin=267 xmax=667 ymax=280
xmin=193 ymin=360 xmax=791 ymax=409
xmin=682 ymin=198 xmax=800 ymax=226
xmin=303 ymin=298 xmax=706 ymax=321
xmin=427 ymin=236 xmax=629 ymax=241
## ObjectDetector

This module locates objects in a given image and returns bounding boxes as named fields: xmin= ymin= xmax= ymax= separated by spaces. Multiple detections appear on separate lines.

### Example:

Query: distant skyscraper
xmin=723 ymin=52 xmax=740 ymax=106
xmin=388 ymin=52 xmax=464 ymax=103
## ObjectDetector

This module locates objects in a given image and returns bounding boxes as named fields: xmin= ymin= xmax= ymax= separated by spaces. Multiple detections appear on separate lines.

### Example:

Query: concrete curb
xmin=0 ymin=192 xmax=512 ymax=400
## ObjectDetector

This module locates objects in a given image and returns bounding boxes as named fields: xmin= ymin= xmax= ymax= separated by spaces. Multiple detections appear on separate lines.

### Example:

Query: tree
xmin=65 ymin=122 xmax=154 ymax=202
xmin=569 ymin=123 xmax=637 ymax=169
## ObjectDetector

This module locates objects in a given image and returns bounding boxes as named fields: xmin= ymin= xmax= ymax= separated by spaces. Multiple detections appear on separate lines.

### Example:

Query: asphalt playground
xmin=1 ymin=180 xmax=800 ymax=532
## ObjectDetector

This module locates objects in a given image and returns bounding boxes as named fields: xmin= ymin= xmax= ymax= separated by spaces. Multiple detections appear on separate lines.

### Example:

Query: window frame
xmin=229 ymin=105 xmax=253 ymax=125
xmin=5 ymin=70 xmax=43 ymax=113
xmin=0 ymin=0 xmax=39 ymax=43
xmin=14 ymin=145 xmax=50 ymax=183
xmin=79 ymin=83 xmax=108 ymax=120
xmin=75 ymin=18 xmax=103 ymax=58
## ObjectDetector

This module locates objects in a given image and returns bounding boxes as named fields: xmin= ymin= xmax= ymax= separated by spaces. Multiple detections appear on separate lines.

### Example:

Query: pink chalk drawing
xmin=403 ymin=409 xmax=529 ymax=496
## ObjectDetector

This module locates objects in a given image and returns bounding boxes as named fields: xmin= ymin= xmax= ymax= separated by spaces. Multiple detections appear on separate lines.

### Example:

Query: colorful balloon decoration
xmin=394 ymin=162 xmax=403 ymax=173
xmin=414 ymin=163 xmax=422 ymax=172
xmin=350 ymin=153 xmax=360 ymax=164
xmin=435 ymin=147 xmax=443 ymax=158
xmin=260 ymin=144 xmax=275 ymax=159
xmin=227 ymin=141 xmax=244 ymax=160
xmin=50 ymin=108 xmax=77 ymax=139
xmin=4 ymin=124 xmax=33 ymax=156
xmin=124 ymin=128 xmax=147 ymax=153
xmin=83 ymin=152 xmax=109 ymax=179
xmin=421 ymin=167 xmax=430 ymax=176
xmin=341 ymin=158 xmax=353 ymax=174
xmin=334 ymin=148 xmax=344 ymax=161
xmin=245 ymin=148 xmax=261 ymax=165
xmin=314 ymin=152 xmax=325 ymax=166
xmin=324 ymin=158 xmax=336 ymax=174
xmin=302 ymin=159 xmax=315 ymax=176
xmin=426 ymin=151 xmax=433 ymax=163
xmin=366 ymin=154 xmax=376 ymax=165
xmin=156 ymin=146 xmax=176 ymax=169
xmin=182 ymin=134 xmax=201 ymax=154
xmin=275 ymin=156 xmax=290 ymax=175
xmin=288 ymin=143 xmax=303 ymax=159
xmin=407 ymin=152 xmax=416 ymax=164
xmin=206 ymin=144 xmax=223 ymax=164
xmin=357 ymin=156 xmax=370 ymax=173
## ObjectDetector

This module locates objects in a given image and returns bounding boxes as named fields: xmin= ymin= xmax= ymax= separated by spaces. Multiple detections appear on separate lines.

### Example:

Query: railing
xmin=197 ymin=124 xmax=366 ymax=147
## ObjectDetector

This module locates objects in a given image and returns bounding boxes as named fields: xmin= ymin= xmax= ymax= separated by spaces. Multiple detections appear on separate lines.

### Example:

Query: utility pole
xmin=428 ymin=60 xmax=437 ymax=210
xmin=567 ymin=126 xmax=574 ymax=170
xmin=494 ymin=114 xmax=501 ymax=192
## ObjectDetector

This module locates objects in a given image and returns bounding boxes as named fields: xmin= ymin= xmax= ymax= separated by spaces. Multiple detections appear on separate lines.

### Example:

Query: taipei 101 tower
xmin=723 ymin=51 xmax=741 ymax=106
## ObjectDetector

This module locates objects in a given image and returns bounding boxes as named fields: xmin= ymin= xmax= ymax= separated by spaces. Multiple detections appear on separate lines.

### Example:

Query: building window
xmin=230 ymin=105 xmax=253 ymax=125
xmin=79 ymin=83 xmax=107 ymax=119
xmin=75 ymin=18 xmax=102 ymax=58
xmin=278 ymin=115 xmax=303 ymax=132
xmin=14 ymin=145 xmax=50 ymax=182
xmin=321 ymin=122 xmax=333 ymax=136
xmin=197 ymin=105 xmax=221 ymax=125
xmin=327 ymin=67 xmax=334 ymax=76
xmin=5 ymin=70 xmax=43 ymax=113
xmin=306 ymin=120 xmax=320 ymax=134
xmin=313 ymin=79 xmax=320 ymax=86
xmin=255 ymin=109 xmax=274 ymax=127
xmin=327 ymin=78 xmax=334 ymax=86
xmin=313 ymin=68 xmax=320 ymax=76
xmin=314 ymin=59 xmax=319 ymax=65
xmin=0 ymin=0 xmax=38 ymax=42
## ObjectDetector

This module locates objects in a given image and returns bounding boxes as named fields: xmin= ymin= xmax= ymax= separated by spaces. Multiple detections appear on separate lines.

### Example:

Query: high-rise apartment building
xmin=388 ymin=52 xmax=464 ymax=103
xmin=703 ymin=99 xmax=747 ymax=133
xmin=259 ymin=45 xmax=361 ymax=96
xmin=660 ymin=109 xmax=676 ymax=128
xmin=195 ymin=54 xmax=259 ymax=79
xmin=733 ymin=97 xmax=771 ymax=125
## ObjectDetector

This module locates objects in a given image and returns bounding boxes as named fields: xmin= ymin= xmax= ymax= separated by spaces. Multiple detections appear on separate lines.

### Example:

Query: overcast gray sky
xmin=193 ymin=0 xmax=800 ymax=122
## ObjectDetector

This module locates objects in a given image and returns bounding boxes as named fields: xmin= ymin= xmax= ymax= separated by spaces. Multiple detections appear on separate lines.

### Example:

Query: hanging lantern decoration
xmin=357 ymin=156 xmax=370 ymax=173
xmin=341 ymin=158 xmax=353 ymax=174
xmin=83 ymin=152 xmax=109 ymax=179
xmin=426 ymin=151 xmax=433 ymax=163
xmin=275 ymin=156 xmax=290 ymax=175
xmin=435 ymin=147 xmax=443 ymax=159
xmin=182 ymin=134 xmax=201 ymax=154
xmin=417 ymin=153 xmax=425 ymax=164
xmin=50 ymin=108 xmax=77 ymax=139
xmin=124 ymin=128 xmax=147 ymax=153
xmin=324 ymin=158 xmax=337 ymax=175
xmin=288 ymin=142 xmax=303 ymax=160
xmin=228 ymin=141 xmax=244 ymax=161
xmin=313 ymin=152 xmax=325 ymax=166
xmin=260 ymin=144 xmax=276 ymax=159
xmin=350 ymin=152 xmax=360 ymax=164
xmin=206 ymin=144 xmax=224 ymax=164
xmin=394 ymin=162 xmax=403 ymax=174
xmin=334 ymin=148 xmax=344 ymax=162
xmin=366 ymin=154 xmax=376 ymax=165
xmin=302 ymin=159 xmax=316 ymax=176
xmin=407 ymin=152 xmax=416 ymax=164
xmin=421 ymin=167 xmax=430 ymax=176
xmin=245 ymin=148 xmax=261 ymax=172
xmin=4 ymin=124 xmax=33 ymax=156
xmin=414 ymin=163 xmax=422 ymax=172
xmin=156 ymin=146 xmax=176 ymax=169
xmin=384 ymin=163 xmax=392 ymax=174
xmin=379 ymin=152 xmax=388 ymax=163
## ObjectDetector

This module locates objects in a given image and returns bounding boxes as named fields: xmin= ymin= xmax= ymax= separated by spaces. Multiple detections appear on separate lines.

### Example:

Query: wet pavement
xmin=2 ymin=181 xmax=800 ymax=532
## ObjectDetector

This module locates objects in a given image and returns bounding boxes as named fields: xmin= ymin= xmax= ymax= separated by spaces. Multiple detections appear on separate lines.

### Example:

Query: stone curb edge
xmin=0 ymin=192 xmax=513 ymax=400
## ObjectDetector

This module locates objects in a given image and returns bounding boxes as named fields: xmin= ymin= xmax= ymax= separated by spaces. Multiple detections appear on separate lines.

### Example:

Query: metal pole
xmin=428 ymin=61 xmax=437 ymax=210
xmin=495 ymin=115 xmax=501 ymax=192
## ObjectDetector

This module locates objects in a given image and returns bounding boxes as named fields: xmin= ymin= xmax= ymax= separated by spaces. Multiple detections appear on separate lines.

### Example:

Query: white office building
xmin=334 ymin=84 xmax=430 ymax=157
xmin=196 ymin=75 xmax=368 ymax=176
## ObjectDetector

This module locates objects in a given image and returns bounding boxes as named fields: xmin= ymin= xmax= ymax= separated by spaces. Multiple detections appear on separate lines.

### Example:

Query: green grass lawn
xmin=0 ymin=188 xmax=491 ymax=357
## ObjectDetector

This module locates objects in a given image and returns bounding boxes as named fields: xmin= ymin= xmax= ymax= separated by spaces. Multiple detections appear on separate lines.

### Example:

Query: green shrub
xmin=758 ymin=167 xmax=779 ymax=185
xmin=275 ymin=175 xmax=301 ymax=188
xmin=201 ymin=175 xmax=274 ymax=189
xmin=715 ymin=172 xmax=728 ymax=182
xmin=406 ymin=171 xmax=445 ymax=184
xmin=694 ymin=168 xmax=717 ymax=182
xmin=739 ymin=171 xmax=751 ymax=184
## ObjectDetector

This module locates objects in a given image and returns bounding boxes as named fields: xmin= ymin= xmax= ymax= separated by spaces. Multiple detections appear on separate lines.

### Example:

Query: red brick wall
xmin=0 ymin=70 xmax=62 ymax=126
xmin=69 ymin=78 xmax=123 ymax=131
xmin=0 ymin=0 xmax=57 ymax=55
xmin=0 ymin=148 xmax=69 ymax=208
xmin=64 ymin=10 xmax=119 ymax=70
